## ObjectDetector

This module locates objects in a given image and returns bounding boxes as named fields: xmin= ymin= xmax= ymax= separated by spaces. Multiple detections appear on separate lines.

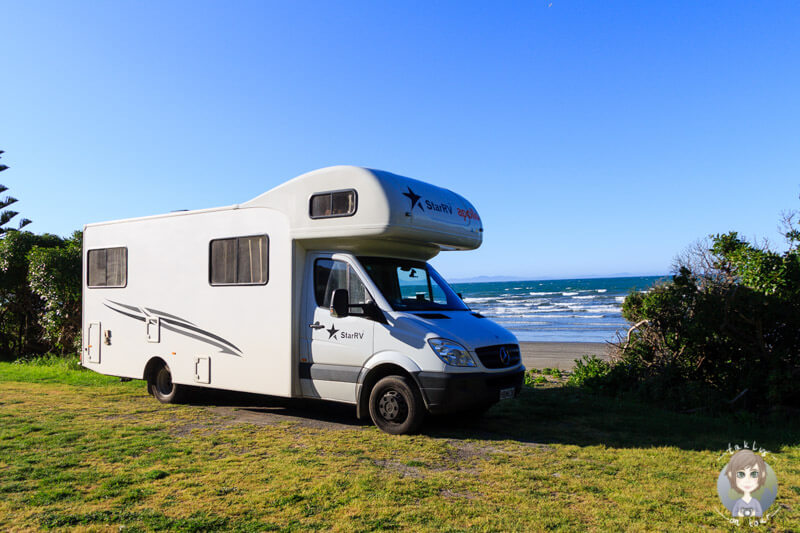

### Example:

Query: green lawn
xmin=0 ymin=361 xmax=798 ymax=531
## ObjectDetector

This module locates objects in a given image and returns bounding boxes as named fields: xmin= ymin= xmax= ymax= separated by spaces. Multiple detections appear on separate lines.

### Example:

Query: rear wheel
xmin=148 ymin=364 xmax=186 ymax=404
xmin=368 ymin=376 xmax=425 ymax=435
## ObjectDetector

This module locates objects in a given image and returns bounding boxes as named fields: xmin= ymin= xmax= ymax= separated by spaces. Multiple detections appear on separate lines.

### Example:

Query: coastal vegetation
xmin=577 ymin=204 xmax=800 ymax=414
xmin=0 ymin=230 xmax=82 ymax=360
xmin=0 ymin=150 xmax=82 ymax=360
xmin=2 ymin=357 xmax=798 ymax=531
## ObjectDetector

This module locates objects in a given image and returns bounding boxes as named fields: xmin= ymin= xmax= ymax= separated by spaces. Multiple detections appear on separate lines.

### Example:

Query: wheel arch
xmin=143 ymin=356 xmax=169 ymax=387
xmin=356 ymin=353 xmax=426 ymax=420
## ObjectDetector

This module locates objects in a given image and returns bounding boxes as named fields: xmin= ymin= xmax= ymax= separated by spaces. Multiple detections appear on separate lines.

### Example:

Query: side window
xmin=314 ymin=259 xmax=370 ymax=315
xmin=309 ymin=190 xmax=357 ymax=219
xmin=87 ymin=247 xmax=128 ymax=288
xmin=210 ymin=235 xmax=268 ymax=285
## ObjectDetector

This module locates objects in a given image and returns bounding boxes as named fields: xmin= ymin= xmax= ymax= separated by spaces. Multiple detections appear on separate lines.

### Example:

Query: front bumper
xmin=414 ymin=366 xmax=525 ymax=414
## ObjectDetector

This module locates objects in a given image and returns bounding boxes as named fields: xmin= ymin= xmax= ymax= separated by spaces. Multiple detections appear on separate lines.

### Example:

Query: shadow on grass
xmin=186 ymin=386 xmax=370 ymax=430
xmin=181 ymin=384 xmax=800 ymax=451
xmin=425 ymin=386 xmax=800 ymax=452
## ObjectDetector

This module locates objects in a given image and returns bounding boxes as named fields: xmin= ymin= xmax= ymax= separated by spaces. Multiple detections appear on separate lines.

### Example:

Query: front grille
xmin=474 ymin=344 xmax=521 ymax=369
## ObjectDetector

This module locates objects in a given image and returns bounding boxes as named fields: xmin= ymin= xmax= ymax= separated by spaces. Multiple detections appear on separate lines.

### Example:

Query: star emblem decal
xmin=326 ymin=324 xmax=339 ymax=339
xmin=402 ymin=187 xmax=424 ymax=212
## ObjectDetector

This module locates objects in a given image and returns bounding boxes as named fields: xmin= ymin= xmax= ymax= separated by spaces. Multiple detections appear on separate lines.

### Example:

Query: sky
xmin=2 ymin=1 xmax=799 ymax=281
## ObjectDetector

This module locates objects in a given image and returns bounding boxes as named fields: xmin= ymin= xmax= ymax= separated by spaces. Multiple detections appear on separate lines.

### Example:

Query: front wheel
xmin=368 ymin=376 xmax=425 ymax=435
xmin=148 ymin=364 xmax=187 ymax=404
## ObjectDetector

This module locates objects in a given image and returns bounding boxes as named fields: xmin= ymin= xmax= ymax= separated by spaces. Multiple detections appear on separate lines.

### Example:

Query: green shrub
xmin=584 ymin=222 xmax=800 ymax=412
xmin=567 ymin=355 xmax=611 ymax=390
xmin=13 ymin=353 xmax=81 ymax=371
xmin=524 ymin=370 xmax=550 ymax=386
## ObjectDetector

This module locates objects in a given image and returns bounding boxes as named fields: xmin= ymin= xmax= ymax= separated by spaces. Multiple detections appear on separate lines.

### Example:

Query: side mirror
xmin=330 ymin=289 xmax=349 ymax=318
xmin=457 ymin=293 xmax=463 ymax=299
xmin=364 ymin=300 xmax=388 ymax=324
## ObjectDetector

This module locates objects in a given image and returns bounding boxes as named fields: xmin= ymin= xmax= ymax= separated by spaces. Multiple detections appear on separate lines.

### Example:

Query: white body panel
xmin=82 ymin=166 xmax=521 ymax=408
xmin=83 ymin=207 xmax=293 ymax=397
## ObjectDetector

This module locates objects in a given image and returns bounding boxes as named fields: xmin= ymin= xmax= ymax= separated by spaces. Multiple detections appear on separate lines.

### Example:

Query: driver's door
xmin=300 ymin=255 xmax=375 ymax=402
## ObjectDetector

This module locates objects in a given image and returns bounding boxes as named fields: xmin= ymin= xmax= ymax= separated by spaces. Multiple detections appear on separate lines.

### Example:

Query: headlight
xmin=428 ymin=338 xmax=476 ymax=367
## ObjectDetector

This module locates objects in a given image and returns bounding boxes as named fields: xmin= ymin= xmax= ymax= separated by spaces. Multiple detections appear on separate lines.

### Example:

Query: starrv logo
xmin=324 ymin=323 xmax=365 ymax=341
xmin=403 ymin=187 xmax=424 ymax=212
xmin=402 ymin=186 xmax=479 ymax=222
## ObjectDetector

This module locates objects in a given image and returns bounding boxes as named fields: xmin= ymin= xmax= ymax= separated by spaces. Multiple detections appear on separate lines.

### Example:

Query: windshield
xmin=358 ymin=256 xmax=469 ymax=312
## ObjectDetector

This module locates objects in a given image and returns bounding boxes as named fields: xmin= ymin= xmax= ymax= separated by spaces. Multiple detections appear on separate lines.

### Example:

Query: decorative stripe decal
xmin=110 ymin=301 xmax=145 ymax=314
xmin=159 ymin=323 xmax=240 ymax=356
xmin=159 ymin=317 xmax=242 ymax=354
xmin=104 ymin=306 xmax=146 ymax=323
xmin=144 ymin=307 xmax=197 ymax=326
xmin=103 ymin=300 xmax=243 ymax=356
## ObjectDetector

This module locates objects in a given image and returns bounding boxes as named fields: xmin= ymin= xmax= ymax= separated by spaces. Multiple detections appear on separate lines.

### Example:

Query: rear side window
xmin=210 ymin=235 xmax=268 ymax=285
xmin=309 ymin=190 xmax=357 ymax=219
xmin=87 ymin=247 xmax=128 ymax=288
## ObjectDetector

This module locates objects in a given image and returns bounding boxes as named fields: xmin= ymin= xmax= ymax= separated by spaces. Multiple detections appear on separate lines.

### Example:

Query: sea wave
xmin=581 ymin=305 xmax=620 ymax=314
xmin=452 ymin=275 xmax=663 ymax=342
xmin=463 ymin=297 xmax=495 ymax=303
xmin=502 ymin=314 xmax=609 ymax=319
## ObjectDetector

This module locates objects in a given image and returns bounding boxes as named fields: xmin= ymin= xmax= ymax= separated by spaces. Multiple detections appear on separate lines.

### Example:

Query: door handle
xmin=308 ymin=323 xmax=325 ymax=330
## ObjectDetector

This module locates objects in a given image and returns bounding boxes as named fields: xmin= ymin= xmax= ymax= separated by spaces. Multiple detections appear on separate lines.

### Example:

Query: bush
xmin=0 ymin=231 xmax=64 ymax=359
xmin=13 ymin=353 xmax=82 ymax=371
xmin=592 ymin=224 xmax=800 ymax=412
xmin=0 ymin=230 xmax=81 ymax=360
xmin=567 ymin=355 xmax=611 ymax=391
xmin=27 ymin=231 xmax=82 ymax=354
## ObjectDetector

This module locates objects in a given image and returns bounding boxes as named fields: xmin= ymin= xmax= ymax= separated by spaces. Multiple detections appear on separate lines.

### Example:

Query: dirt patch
xmin=194 ymin=392 xmax=368 ymax=432
xmin=440 ymin=488 xmax=479 ymax=500
xmin=372 ymin=459 xmax=424 ymax=478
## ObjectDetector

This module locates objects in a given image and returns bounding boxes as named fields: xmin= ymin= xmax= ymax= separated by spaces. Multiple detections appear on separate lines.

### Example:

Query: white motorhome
xmin=82 ymin=166 xmax=524 ymax=434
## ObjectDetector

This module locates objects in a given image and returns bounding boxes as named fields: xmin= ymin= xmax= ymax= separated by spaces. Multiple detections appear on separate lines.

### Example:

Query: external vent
xmin=414 ymin=313 xmax=450 ymax=319
xmin=475 ymin=344 xmax=521 ymax=369
xmin=471 ymin=312 xmax=486 ymax=318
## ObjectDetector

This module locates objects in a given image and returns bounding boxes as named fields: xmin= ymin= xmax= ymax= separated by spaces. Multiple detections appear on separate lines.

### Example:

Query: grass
xmin=0 ymin=359 xmax=798 ymax=531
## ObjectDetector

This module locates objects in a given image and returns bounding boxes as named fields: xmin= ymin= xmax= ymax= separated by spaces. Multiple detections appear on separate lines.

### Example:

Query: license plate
xmin=499 ymin=387 xmax=515 ymax=400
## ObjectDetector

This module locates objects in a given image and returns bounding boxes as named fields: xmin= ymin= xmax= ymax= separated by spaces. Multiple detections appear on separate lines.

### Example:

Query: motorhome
xmin=82 ymin=166 xmax=524 ymax=434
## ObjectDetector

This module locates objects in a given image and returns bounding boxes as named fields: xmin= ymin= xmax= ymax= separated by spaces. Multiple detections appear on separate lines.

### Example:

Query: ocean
xmin=450 ymin=276 xmax=666 ymax=343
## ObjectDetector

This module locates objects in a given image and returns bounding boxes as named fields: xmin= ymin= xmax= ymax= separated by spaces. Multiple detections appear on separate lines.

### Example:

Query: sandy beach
xmin=519 ymin=341 xmax=610 ymax=370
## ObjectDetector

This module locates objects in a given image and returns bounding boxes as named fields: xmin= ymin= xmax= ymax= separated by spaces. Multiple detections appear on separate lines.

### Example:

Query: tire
xmin=368 ymin=376 xmax=425 ymax=435
xmin=147 ymin=364 xmax=186 ymax=404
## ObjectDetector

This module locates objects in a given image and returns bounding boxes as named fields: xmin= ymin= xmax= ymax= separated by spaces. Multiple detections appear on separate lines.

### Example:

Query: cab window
xmin=314 ymin=259 xmax=371 ymax=315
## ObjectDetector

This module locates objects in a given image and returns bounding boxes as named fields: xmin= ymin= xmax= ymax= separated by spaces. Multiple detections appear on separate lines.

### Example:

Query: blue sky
xmin=2 ymin=1 xmax=799 ymax=280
